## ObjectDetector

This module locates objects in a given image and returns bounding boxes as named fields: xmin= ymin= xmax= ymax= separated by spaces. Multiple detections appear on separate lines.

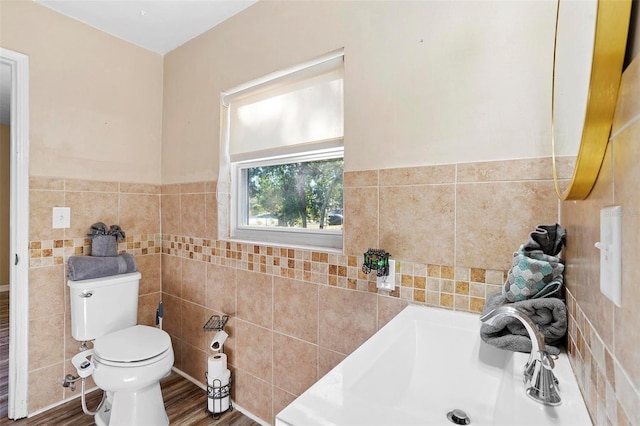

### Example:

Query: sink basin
xmin=276 ymin=304 xmax=591 ymax=426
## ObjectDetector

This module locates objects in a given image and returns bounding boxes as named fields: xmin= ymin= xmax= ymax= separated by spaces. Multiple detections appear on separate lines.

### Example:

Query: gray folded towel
xmin=480 ymin=292 xmax=567 ymax=355
xmin=67 ymin=254 xmax=138 ymax=281
xmin=90 ymin=235 xmax=117 ymax=257
xmin=87 ymin=222 xmax=127 ymax=257
xmin=524 ymin=224 xmax=566 ymax=256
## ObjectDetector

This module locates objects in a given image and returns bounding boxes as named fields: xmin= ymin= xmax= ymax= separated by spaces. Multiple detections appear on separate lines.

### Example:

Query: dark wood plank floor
xmin=2 ymin=372 xmax=258 ymax=426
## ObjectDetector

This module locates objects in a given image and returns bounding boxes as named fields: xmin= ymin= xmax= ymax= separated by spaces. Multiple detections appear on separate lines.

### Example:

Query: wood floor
xmin=0 ymin=292 xmax=259 ymax=425
xmin=3 ymin=372 xmax=259 ymax=426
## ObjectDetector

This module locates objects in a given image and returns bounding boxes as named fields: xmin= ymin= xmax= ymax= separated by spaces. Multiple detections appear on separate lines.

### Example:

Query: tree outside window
xmin=246 ymin=157 xmax=343 ymax=230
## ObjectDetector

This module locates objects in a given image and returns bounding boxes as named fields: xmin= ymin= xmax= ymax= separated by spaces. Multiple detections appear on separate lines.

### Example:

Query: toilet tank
xmin=67 ymin=272 xmax=142 ymax=341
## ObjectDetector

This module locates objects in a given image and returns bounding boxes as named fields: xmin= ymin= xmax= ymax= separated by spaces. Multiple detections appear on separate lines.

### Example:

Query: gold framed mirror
xmin=552 ymin=0 xmax=632 ymax=200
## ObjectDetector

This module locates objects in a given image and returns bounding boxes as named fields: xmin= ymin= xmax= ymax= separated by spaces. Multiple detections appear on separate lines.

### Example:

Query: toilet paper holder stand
xmin=204 ymin=314 xmax=229 ymax=352
xmin=203 ymin=314 xmax=233 ymax=418
xmin=205 ymin=370 xmax=232 ymax=418
xmin=203 ymin=314 xmax=229 ymax=332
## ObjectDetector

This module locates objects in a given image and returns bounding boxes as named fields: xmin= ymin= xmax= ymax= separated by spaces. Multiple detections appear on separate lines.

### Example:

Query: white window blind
xmin=223 ymin=50 xmax=344 ymax=162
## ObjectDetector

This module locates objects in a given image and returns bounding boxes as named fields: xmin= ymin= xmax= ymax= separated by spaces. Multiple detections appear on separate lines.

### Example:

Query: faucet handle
xmin=540 ymin=351 xmax=555 ymax=369
xmin=541 ymin=352 xmax=560 ymax=387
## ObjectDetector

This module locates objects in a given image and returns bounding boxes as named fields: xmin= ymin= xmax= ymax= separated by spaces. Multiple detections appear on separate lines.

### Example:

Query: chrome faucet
xmin=480 ymin=305 xmax=561 ymax=406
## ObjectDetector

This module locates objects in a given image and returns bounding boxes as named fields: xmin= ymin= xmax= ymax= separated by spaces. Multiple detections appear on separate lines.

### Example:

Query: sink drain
xmin=446 ymin=409 xmax=470 ymax=425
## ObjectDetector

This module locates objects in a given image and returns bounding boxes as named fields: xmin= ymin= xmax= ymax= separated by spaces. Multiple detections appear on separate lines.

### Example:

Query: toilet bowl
xmin=91 ymin=325 xmax=174 ymax=426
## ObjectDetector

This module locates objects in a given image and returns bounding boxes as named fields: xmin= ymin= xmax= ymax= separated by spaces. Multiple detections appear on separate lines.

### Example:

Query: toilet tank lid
xmin=67 ymin=272 xmax=142 ymax=288
xmin=94 ymin=325 xmax=171 ymax=362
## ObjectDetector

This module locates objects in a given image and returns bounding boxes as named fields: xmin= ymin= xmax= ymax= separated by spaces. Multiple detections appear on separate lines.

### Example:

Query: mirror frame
xmin=552 ymin=0 xmax=632 ymax=200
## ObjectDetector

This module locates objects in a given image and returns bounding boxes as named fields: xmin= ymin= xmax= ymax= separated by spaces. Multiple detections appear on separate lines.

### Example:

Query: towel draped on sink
xmin=480 ymin=292 xmax=567 ymax=355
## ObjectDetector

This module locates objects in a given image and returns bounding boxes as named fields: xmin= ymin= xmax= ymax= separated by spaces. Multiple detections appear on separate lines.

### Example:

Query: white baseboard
xmin=26 ymin=385 xmax=100 ymax=419
xmin=232 ymin=403 xmax=271 ymax=426
xmin=171 ymin=366 xmax=206 ymax=390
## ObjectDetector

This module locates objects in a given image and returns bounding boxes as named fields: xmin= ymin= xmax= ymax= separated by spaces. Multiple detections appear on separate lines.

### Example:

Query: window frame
xmin=220 ymin=49 xmax=345 ymax=250
xmin=230 ymin=145 xmax=344 ymax=250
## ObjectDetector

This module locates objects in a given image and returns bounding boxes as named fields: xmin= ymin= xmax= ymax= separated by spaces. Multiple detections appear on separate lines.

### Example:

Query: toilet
xmin=68 ymin=272 xmax=174 ymax=426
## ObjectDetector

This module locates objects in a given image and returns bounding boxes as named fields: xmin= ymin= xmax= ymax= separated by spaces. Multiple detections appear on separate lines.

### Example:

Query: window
xmin=220 ymin=49 xmax=344 ymax=249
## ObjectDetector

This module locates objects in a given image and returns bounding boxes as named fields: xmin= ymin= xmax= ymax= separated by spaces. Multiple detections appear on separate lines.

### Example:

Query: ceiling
xmin=1 ymin=0 xmax=258 ymax=125
xmin=34 ymin=0 xmax=258 ymax=55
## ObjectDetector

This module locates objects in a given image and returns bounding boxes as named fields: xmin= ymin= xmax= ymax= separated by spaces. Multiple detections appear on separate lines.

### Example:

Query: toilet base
xmin=94 ymin=384 xmax=169 ymax=426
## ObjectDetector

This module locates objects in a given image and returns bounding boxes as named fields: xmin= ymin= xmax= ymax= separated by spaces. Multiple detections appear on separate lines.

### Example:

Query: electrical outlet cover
xmin=52 ymin=207 xmax=71 ymax=229
xmin=376 ymin=259 xmax=396 ymax=291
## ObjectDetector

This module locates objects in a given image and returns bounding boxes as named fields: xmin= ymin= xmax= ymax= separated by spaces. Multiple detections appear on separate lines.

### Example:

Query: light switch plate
xmin=597 ymin=206 xmax=622 ymax=307
xmin=376 ymin=259 xmax=396 ymax=291
xmin=52 ymin=207 xmax=71 ymax=229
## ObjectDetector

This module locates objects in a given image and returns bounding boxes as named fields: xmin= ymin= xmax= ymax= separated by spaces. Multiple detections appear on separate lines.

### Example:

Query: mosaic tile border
xmin=29 ymin=233 xmax=161 ymax=267
xmin=27 ymin=231 xmax=508 ymax=313
xmin=566 ymin=289 xmax=640 ymax=425
xmin=159 ymin=234 xmax=507 ymax=314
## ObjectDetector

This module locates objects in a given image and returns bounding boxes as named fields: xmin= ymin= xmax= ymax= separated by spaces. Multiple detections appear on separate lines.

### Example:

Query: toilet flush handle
xmin=79 ymin=291 xmax=93 ymax=298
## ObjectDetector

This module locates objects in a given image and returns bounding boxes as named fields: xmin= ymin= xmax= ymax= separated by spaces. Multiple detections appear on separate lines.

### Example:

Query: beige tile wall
xmin=344 ymin=157 xmax=567 ymax=271
xmin=25 ymin=155 xmax=575 ymax=422
xmin=561 ymin=56 xmax=640 ymax=425
xmin=160 ymin=155 xmax=563 ymax=424
xmin=27 ymin=177 xmax=161 ymax=413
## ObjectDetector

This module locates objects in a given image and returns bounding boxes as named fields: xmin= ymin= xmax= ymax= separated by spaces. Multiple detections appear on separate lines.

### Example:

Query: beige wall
xmin=162 ymin=0 xmax=556 ymax=183
xmin=0 ymin=1 xmax=163 ymax=184
xmin=160 ymin=2 xmax=575 ymax=424
xmin=1 ymin=0 xmax=637 ymax=422
xmin=561 ymin=54 xmax=640 ymax=424
xmin=0 ymin=1 xmax=165 ymax=414
xmin=0 ymin=125 xmax=9 ymax=286
xmin=162 ymin=2 xmax=640 ymax=424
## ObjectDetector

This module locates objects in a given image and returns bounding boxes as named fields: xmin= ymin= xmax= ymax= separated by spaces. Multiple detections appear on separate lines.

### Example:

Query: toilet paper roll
xmin=207 ymin=368 xmax=231 ymax=413
xmin=209 ymin=330 xmax=228 ymax=351
xmin=207 ymin=353 xmax=227 ymax=380
xmin=213 ymin=393 xmax=230 ymax=414
xmin=207 ymin=367 xmax=230 ymax=386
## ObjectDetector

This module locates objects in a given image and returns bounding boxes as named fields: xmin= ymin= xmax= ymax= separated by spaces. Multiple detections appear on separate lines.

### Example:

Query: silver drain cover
xmin=446 ymin=409 xmax=470 ymax=425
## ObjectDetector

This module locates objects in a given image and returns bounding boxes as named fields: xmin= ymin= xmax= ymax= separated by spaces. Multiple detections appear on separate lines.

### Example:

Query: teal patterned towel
xmin=503 ymin=224 xmax=566 ymax=302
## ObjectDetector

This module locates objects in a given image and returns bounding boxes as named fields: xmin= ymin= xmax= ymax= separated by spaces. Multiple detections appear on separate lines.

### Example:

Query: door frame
xmin=1 ymin=47 xmax=30 ymax=419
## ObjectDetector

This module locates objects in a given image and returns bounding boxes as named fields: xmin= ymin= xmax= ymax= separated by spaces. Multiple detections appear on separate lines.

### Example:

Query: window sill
xmin=222 ymin=235 xmax=344 ymax=254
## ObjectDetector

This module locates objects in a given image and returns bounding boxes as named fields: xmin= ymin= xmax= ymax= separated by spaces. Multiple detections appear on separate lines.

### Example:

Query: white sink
xmin=276 ymin=304 xmax=591 ymax=426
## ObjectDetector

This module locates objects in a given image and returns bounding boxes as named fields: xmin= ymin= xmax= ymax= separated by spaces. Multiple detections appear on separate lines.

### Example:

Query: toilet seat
xmin=94 ymin=325 xmax=171 ymax=366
